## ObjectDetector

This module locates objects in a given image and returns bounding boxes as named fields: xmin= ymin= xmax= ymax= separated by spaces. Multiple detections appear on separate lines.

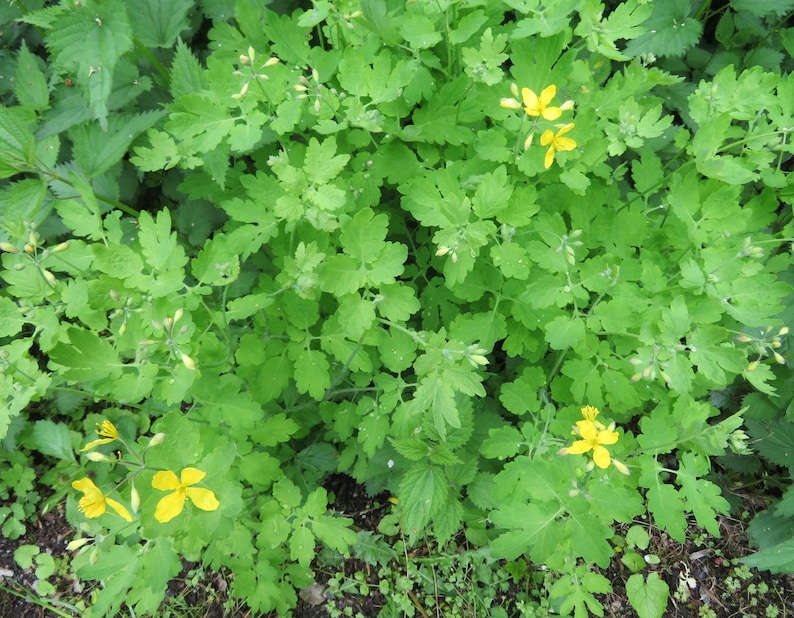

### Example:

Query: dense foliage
xmin=1 ymin=0 xmax=793 ymax=616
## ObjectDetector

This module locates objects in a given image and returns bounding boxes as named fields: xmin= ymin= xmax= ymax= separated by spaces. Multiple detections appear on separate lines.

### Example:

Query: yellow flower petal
xmin=539 ymin=84 xmax=557 ymax=105
xmin=186 ymin=487 xmax=220 ymax=512
xmin=544 ymin=145 xmax=555 ymax=169
xmin=593 ymin=445 xmax=612 ymax=468
xmin=540 ymin=129 xmax=554 ymax=147
xmin=181 ymin=467 xmax=207 ymax=486
xmin=80 ymin=437 xmax=115 ymax=452
xmin=152 ymin=470 xmax=181 ymax=491
xmin=80 ymin=420 xmax=119 ymax=452
xmin=565 ymin=439 xmax=593 ymax=455
xmin=554 ymin=136 xmax=577 ymax=152
xmin=105 ymin=497 xmax=133 ymax=522
xmin=155 ymin=491 xmax=186 ymax=523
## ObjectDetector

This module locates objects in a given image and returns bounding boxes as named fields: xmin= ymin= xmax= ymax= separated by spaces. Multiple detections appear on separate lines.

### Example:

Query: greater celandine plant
xmin=0 ymin=0 xmax=792 ymax=616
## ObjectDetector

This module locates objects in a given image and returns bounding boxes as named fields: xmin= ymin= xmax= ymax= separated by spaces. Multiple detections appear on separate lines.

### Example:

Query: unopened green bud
xmin=747 ymin=361 xmax=759 ymax=372
xmin=42 ymin=270 xmax=57 ymax=285
xmin=779 ymin=326 xmax=789 ymax=336
xmin=85 ymin=451 xmax=111 ymax=462
xmin=0 ymin=242 xmax=18 ymax=253
xmin=66 ymin=538 xmax=91 ymax=552
xmin=52 ymin=241 xmax=70 ymax=252
xmin=263 ymin=56 xmax=280 ymax=67
xmin=773 ymin=352 xmax=785 ymax=365
xmin=148 ymin=432 xmax=166 ymax=447
xmin=180 ymin=352 xmax=196 ymax=370
xmin=130 ymin=485 xmax=140 ymax=513
xmin=469 ymin=354 xmax=489 ymax=366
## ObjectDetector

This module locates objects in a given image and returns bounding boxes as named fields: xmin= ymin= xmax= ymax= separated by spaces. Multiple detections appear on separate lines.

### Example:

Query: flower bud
xmin=264 ymin=56 xmax=280 ymax=67
xmin=311 ymin=68 xmax=319 ymax=83
xmin=239 ymin=54 xmax=250 ymax=66
xmin=148 ymin=432 xmax=166 ymax=447
xmin=0 ymin=242 xmax=18 ymax=253
xmin=119 ymin=320 xmax=127 ymax=336
xmin=747 ymin=361 xmax=759 ymax=372
xmin=24 ymin=243 xmax=35 ymax=253
xmin=85 ymin=452 xmax=111 ymax=462
xmin=560 ymin=99 xmax=575 ymax=111
xmin=130 ymin=485 xmax=140 ymax=513
xmin=66 ymin=538 xmax=91 ymax=552
xmin=523 ymin=133 xmax=534 ymax=150
xmin=52 ymin=241 xmax=70 ymax=252
xmin=779 ymin=326 xmax=789 ymax=336
xmin=435 ymin=246 xmax=450 ymax=257
xmin=469 ymin=354 xmax=489 ymax=366
xmin=173 ymin=308 xmax=184 ymax=323
xmin=736 ymin=334 xmax=751 ymax=342
xmin=510 ymin=82 xmax=519 ymax=97
xmin=180 ymin=352 xmax=196 ymax=370
xmin=774 ymin=352 xmax=786 ymax=365
xmin=42 ymin=270 xmax=57 ymax=285
xmin=500 ymin=97 xmax=521 ymax=110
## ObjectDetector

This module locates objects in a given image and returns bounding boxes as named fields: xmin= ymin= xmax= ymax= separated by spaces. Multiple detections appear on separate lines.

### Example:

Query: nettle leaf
xmin=170 ymin=39 xmax=207 ymax=100
xmin=14 ymin=41 xmax=49 ymax=112
xmin=0 ymin=106 xmax=36 ymax=178
xmin=127 ymin=0 xmax=192 ymax=48
xmin=730 ymin=0 xmax=794 ymax=17
xmin=71 ymin=111 xmax=166 ymax=178
xmin=399 ymin=464 xmax=447 ymax=542
xmin=45 ymin=0 xmax=133 ymax=128
xmin=31 ymin=420 xmax=75 ymax=462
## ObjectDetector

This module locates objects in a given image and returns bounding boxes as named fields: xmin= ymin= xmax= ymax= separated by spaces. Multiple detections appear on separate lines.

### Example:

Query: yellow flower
xmin=540 ymin=123 xmax=576 ymax=169
xmin=559 ymin=405 xmax=619 ymax=469
xmin=521 ymin=85 xmax=562 ymax=120
xmin=152 ymin=467 xmax=220 ymax=523
xmin=72 ymin=478 xmax=133 ymax=522
xmin=80 ymin=420 xmax=119 ymax=452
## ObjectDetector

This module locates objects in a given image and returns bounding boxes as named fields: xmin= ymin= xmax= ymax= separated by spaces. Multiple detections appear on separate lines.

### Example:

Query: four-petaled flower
xmin=152 ymin=467 xmax=220 ymax=523
xmin=540 ymin=123 xmax=577 ymax=169
xmin=80 ymin=420 xmax=119 ymax=452
xmin=559 ymin=405 xmax=627 ymax=472
xmin=72 ymin=477 xmax=133 ymax=522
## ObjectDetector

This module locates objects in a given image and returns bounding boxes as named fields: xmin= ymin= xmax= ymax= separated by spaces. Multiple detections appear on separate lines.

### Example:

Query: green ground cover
xmin=1 ymin=0 xmax=793 ymax=616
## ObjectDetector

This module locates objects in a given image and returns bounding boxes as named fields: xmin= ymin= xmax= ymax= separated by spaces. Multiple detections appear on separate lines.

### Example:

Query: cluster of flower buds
xmin=232 ymin=47 xmax=280 ymax=99
xmin=294 ymin=68 xmax=323 ymax=113
xmin=557 ymin=229 xmax=583 ymax=266
xmin=739 ymin=325 xmax=788 ymax=370
xmin=1 ymin=232 xmax=70 ymax=286
xmin=143 ymin=309 xmax=196 ymax=370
